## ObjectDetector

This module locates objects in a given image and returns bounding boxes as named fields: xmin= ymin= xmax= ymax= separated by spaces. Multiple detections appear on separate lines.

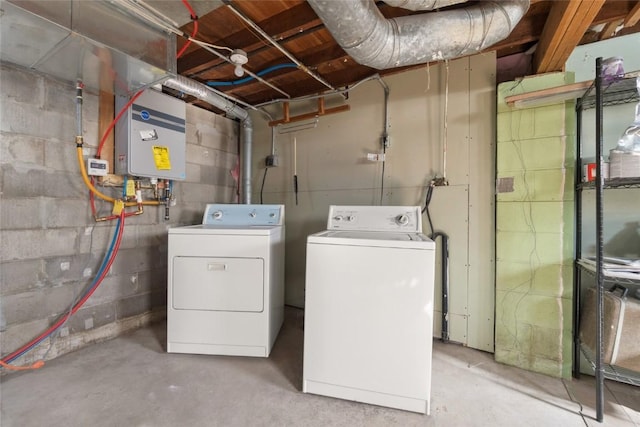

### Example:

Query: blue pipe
xmin=5 ymin=217 xmax=123 ymax=363
xmin=206 ymin=63 xmax=298 ymax=87
xmin=78 ymin=219 xmax=121 ymax=301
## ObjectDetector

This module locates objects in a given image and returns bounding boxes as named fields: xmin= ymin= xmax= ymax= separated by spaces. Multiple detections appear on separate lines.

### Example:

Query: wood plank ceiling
xmin=173 ymin=0 xmax=640 ymax=113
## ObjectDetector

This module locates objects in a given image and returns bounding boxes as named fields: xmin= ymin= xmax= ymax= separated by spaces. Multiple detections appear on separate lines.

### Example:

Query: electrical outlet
xmin=266 ymin=154 xmax=279 ymax=167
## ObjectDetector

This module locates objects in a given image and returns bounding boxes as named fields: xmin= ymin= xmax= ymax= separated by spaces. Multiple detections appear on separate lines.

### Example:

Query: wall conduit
xmin=163 ymin=75 xmax=253 ymax=204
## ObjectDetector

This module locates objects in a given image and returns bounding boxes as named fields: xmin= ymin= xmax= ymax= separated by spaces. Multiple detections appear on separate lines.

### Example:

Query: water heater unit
xmin=115 ymin=89 xmax=186 ymax=180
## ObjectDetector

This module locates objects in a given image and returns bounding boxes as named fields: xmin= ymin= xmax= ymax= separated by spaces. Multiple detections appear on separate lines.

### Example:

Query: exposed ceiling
xmin=172 ymin=0 xmax=640 ymax=113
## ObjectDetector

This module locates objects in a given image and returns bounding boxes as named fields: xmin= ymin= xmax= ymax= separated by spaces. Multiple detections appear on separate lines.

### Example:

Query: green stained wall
xmin=495 ymin=73 xmax=576 ymax=378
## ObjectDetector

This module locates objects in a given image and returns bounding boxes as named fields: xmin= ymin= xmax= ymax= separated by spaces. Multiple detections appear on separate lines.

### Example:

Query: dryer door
xmin=172 ymin=256 xmax=264 ymax=312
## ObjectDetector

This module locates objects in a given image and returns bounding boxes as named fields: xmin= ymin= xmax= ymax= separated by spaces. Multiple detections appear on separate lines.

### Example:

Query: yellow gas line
xmin=76 ymin=147 xmax=160 ymax=206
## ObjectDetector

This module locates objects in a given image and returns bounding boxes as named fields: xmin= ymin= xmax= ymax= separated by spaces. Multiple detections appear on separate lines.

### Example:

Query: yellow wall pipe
xmin=76 ymin=147 xmax=160 ymax=206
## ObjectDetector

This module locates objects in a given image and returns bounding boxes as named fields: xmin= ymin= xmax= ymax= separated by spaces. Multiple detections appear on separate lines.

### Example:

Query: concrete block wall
xmin=0 ymin=63 xmax=239 ymax=365
xmin=495 ymin=73 xmax=576 ymax=378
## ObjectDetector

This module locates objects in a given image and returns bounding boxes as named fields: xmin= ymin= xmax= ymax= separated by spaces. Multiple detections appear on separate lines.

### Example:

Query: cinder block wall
xmin=0 ymin=63 xmax=239 ymax=365
xmin=495 ymin=73 xmax=576 ymax=378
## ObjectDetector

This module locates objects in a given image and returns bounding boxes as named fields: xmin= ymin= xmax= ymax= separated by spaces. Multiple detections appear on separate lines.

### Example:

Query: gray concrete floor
xmin=1 ymin=307 xmax=639 ymax=426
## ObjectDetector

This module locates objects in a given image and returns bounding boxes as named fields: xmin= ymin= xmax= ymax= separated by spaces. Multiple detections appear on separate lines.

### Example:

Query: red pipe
xmin=176 ymin=0 xmax=199 ymax=59
xmin=1 ymin=211 xmax=125 ymax=363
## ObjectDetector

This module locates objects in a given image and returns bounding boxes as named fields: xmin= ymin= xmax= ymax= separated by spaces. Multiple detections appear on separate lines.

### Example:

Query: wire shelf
xmin=578 ymin=177 xmax=640 ymax=190
xmin=580 ymin=344 xmax=640 ymax=386
xmin=577 ymin=73 xmax=640 ymax=110
xmin=577 ymin=260 xmax=640 ymax=286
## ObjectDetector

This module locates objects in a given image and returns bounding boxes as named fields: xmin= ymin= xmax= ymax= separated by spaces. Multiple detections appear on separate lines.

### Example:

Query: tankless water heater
xmin=115 ymin=89 xmax=186 ymax=180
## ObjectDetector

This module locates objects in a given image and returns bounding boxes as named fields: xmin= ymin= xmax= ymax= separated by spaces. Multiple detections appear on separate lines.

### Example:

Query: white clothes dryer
xmin=303 ymin=205 xmax=435 ymax=414
xmin=167 ymin=204 xmax=284 ymax=357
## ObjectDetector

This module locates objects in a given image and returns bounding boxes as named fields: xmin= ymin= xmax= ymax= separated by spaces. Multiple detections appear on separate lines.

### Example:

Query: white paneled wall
xmin=250 ymin=53 xmax=497 ymax=351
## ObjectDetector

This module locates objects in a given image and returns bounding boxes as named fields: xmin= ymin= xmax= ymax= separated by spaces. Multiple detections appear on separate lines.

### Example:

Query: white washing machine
xmin=303 ymin=205 xmax=435 ymax=414
xmin=167 ymin=204 xmax=285 ymax=357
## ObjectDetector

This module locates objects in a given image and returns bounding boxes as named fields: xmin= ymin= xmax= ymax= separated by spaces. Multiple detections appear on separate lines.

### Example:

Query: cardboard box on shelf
xmin=609 ymin=150 xmax=640 ymax=179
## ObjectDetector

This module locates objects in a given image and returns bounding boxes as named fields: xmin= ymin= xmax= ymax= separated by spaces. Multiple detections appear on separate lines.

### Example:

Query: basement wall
xmin=495 ymin=73 xmax=576 ymax=378
xmin=250 ymin=53 xmax=497 ymax=352
xmin=0 ymin=63 xmax=239 ymax=365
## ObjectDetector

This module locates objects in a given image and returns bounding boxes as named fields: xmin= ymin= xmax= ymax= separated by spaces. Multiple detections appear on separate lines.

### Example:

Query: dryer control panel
xmin=202 ymin=204 xmax=284 ymax=226
xmin=327 ymin=205 xmax=422 ymax=232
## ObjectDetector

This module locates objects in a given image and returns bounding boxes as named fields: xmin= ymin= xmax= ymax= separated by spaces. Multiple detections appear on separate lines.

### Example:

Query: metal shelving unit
xmin=573 ymin=58 xmax=640 ymax=423
xmin=580 ymin=344 xmax=640 ymax=387
xmin=577 ymin=177 xmax=640 ymax=190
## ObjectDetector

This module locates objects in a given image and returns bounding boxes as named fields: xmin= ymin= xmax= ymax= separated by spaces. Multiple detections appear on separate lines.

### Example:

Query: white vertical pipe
xmin=293 ymin=136 xmax=297 ymax=176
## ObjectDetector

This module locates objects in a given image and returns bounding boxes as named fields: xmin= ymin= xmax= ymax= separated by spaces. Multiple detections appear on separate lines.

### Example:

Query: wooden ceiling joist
xmin=624 ymin=1 xmax=640 ymax=27
xmin=533 ymin=0 xmax=606 ymax=74
xmin=600 ymin=18 xmax=623 ymax=40
xmin=169 ymin=0 xmax=640 ymax=109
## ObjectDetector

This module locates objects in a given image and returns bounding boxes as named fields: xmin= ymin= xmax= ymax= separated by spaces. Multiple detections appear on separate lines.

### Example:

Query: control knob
xmin=212 ymin=211 xmax=223 ymax=219
xmin=346 ymin=215 xmax=355 ymax=222
xmin=395 ymin=214 xmax=409 ymax=226
xmin=333 ymin=215 xmax=343 ymax=221
xmin=249 ymin=212 xmax=257 ymax=218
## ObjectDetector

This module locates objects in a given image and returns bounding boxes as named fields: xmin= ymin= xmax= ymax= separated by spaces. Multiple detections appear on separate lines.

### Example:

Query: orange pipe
xmin=0 ymin=359 xmax=44 ymax=371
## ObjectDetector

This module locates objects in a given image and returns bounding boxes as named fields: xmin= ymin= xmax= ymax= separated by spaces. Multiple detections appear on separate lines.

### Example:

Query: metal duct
xmin=1 ymin=0 xmax=176 ymax=93
xmin=163 ymin=75 xmax=253 ymax=204
xmin=307 ymin=0 xmax=530 ymax=69
xmin=382 ymin=0 xmax=467 ymax=11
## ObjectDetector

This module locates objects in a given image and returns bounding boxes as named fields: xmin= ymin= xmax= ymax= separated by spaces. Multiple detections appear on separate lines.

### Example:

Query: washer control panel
xmin=327 ymin=205 xmax=422 ymax=232
xmin=202 ymin=204 xmax=284 ymax=226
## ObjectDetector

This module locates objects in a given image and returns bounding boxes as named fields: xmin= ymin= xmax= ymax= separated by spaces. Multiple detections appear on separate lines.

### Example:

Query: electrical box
xmin=87 ymin=158 xmax=108 ymax=176
xmin=115 ymin=89 xmax=186 ymax=180
xmin=265 ymin=154 xmax=279 ymax=167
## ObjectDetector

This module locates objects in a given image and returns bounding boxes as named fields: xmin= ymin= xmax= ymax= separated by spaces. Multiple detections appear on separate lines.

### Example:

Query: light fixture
xmin=229 ymin=49 xmax=248 ymax=78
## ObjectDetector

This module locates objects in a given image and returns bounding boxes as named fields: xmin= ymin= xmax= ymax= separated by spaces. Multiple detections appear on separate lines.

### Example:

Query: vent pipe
xmin=382 ymin=0 xmax=468 ymax=11
xmin=307 ymin=0 xmax=530 ymax=69
xmin=163 ymin=75 xmax=253 ymax=204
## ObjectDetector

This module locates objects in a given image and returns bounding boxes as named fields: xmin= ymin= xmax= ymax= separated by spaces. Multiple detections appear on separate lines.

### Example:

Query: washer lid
xmin=169 ymin=224 xmax=281 ymax=236
xmin=307 ymin=230 xmax=435 ymax=249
